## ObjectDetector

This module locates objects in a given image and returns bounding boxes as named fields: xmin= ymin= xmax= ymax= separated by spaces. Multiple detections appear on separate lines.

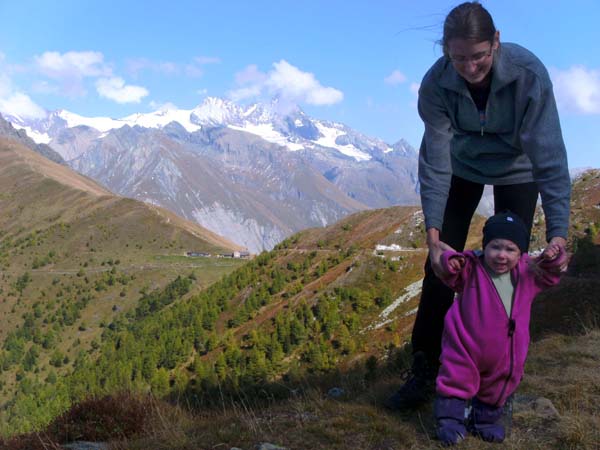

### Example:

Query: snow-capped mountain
xmin=3 ymin=98 xmax=419 ymax=252
xmin=8 ymin=97 xmax=407 ymax=161
xmin=0 ymin=114 xmax=64 ymax=164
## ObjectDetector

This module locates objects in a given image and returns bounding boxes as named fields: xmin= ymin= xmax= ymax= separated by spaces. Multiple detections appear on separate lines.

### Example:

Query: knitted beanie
xmin=482 ymin=211 xmax=529 ymax=253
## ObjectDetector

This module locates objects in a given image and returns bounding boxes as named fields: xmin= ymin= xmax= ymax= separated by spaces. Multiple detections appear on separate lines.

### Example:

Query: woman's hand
xmin=427 ymin=228 xmax=457 ymax=278
xmin=546 ymin=236 xmax=568 ymax=272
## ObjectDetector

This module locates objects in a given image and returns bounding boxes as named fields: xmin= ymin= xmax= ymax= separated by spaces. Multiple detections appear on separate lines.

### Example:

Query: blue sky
xmin=0 ymin=0 xmax=599 ymax=168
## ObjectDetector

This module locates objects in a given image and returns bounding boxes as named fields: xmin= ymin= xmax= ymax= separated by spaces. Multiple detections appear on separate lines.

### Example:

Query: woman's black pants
xmin=411 ymin=175 xmax=539 ymax=366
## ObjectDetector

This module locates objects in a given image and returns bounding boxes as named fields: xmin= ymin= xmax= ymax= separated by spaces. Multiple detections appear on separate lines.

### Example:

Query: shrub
xmin=47 ymin=392 xmax=151 ymax=441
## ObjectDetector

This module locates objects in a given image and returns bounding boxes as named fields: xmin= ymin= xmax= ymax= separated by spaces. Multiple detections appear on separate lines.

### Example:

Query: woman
xmin=386 ymin=1 xmax=570 ymax=410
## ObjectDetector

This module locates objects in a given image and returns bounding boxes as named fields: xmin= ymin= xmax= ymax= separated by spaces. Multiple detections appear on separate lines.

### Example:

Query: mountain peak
xmin=190 ymin=97 xmax=242 ymax=126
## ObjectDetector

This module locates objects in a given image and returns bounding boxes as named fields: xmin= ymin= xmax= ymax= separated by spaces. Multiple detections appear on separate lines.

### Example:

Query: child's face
xmin=484 ymin=238 xmax=521 ymax=274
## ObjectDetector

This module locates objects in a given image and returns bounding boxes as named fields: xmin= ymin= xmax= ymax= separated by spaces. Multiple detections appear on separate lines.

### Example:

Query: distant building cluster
xmin=186 ymin=251 xmax=251 ymax=259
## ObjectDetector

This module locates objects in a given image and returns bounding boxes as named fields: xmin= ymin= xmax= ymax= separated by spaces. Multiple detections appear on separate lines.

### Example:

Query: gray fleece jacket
xmin=418 ymin=43 xmax=570 ymax=240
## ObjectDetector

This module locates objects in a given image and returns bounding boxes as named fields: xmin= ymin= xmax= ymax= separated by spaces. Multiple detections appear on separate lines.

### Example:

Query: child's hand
xmin=448 ymin=255 xmax=465 ymax=272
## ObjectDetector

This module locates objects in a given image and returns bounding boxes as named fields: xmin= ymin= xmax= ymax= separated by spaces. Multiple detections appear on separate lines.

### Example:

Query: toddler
xmin=434 ymin=211 xmax=566 ymax=445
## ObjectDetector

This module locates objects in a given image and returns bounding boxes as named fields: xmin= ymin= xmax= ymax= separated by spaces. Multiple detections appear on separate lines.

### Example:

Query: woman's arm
xmin=418 ymin=69 xmax=454 ymax=233
xmin=519 ymin=72 xmax=571 ymax=244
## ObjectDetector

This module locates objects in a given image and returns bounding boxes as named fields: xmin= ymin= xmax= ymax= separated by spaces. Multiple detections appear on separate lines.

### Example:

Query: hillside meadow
xmin=2 ymin=138 xmax=599 ymax=449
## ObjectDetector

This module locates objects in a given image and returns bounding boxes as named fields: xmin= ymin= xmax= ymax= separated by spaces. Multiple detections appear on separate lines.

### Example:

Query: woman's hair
xmin=442 ymin=2 xmax=496 ymax=57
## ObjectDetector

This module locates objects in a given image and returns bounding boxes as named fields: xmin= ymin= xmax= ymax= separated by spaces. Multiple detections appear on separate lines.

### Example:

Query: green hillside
xmin=0 ymin=198 xmax=444 ymax=434
xmin=0 ymin=139 xmax=246 ymax=433
xmin=3 ymin=142 xmax=599 ymax=448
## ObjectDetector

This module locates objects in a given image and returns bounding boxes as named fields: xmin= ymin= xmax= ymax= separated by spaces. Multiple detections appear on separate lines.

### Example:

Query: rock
xmin=62 ymin=442 xmax=108 ymax=450
xmin=327 ymin=387 xmax=345 ymax=398
xmin=512 ymin=393 xmax=537 ymax=412
xmin=255 ymin=443 xmax=288 ymax=450
xmin=513 ymin=394 xmax=560 ymax=419
xmin=532 ymin=397 xmax=560 ymax=418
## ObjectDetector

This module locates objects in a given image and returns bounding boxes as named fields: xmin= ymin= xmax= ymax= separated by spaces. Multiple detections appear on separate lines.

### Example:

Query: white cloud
xmin=0 ymin=73 xmax=46 ymax=119
xmin=96 ymin=77 xmax=148 ymax=104
xmin=384 ymin=70 xmax=407 ymax=86
xmin=410 ymin=82 xmax=420 ymax=96
xmin=196 ymin=88 xmax=208 ymax=96
xmin=35 ymin=51 xmax=111 ymax=79
xmin=228 ymin=60 xmax=343 ymax=107
xmin=0 ymin=92 xmax=46 ymax=119
xmin=551 ymin=66 xmax=600 ymax=114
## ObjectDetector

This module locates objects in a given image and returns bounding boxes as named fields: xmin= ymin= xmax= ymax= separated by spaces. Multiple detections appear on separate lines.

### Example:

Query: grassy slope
xmin=2 ymin=201 xmax=486 ymax=444
xmin=96 ymin=171 xmax=600 ymax=449
xmin=4 ymin=167 xmax=600 ymax=448
xmin=0 ymin=139 xmax=246 ymax=427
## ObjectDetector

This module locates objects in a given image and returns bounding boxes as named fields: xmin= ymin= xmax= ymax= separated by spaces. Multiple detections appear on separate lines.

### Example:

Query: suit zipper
xmin=496 ymin=318 xmax=515 ymax=405
xmin=495 ymin=269 xmax=519 ymax=406
xmin=481 ymin=259 xmax=518 ymax=406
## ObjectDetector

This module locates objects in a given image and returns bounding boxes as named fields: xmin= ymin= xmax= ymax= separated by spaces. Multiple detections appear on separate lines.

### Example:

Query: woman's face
xmin=447 ymin=32 xmax=499 ymax=86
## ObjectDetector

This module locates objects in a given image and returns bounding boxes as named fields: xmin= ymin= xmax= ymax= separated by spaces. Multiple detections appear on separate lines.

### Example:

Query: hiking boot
xmin=384 ymin=351 xmax=436 ymax=410
xmin=434 ymin=395 xmax=468 ymax=446
xmin=469 ymin=397 xmax=505 ymax=443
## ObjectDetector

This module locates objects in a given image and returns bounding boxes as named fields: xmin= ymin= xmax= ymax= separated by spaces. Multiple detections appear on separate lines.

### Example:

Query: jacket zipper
xmin=467 ymin=87 xmax=489 ymax=136
xmin=479 ymin=110 xmax=486 ymax=136
xmin=481 ymin=93 xmax=490 ymax=136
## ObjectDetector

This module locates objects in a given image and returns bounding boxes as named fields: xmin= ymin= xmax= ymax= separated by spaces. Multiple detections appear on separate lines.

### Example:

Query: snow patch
xmin=15 ymin=126 xmax=51 ymax=144
xmin=375 ymin=244 xmax=404 ymax=251
xmin=364 ymin=279 xmax=423 ymax=331
xmin=123 ymin=108 xmax=200 ymax=132
xmin=58 ymin=107 xmax=201 ymax=133
xmin=58 ymin=110 xmax=126 ymax=133
xmin=403 ymin=307 xmax=419 ymax=318
xmin=313 ymin=122 xmax=371 ymax=161
xmin=228 ymin=123 xmax=304 ymax=151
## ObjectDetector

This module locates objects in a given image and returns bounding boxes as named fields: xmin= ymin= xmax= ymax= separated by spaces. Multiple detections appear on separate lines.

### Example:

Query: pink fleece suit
xmin=436 ymin=248 xmax=565 ymax=407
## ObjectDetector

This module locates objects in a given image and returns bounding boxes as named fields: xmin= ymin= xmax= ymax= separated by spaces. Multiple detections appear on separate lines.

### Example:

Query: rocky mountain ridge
xmin=2 ymin=98 xmax=419 ymax=252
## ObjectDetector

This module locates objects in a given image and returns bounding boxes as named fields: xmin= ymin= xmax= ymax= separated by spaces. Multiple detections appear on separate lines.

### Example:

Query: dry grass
xmin=17 ymin=324 xmax=594 ymax=450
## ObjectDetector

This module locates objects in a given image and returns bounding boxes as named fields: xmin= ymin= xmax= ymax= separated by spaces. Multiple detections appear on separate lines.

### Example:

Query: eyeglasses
xmin=448 ymin=48 xmax=493 ymax=65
